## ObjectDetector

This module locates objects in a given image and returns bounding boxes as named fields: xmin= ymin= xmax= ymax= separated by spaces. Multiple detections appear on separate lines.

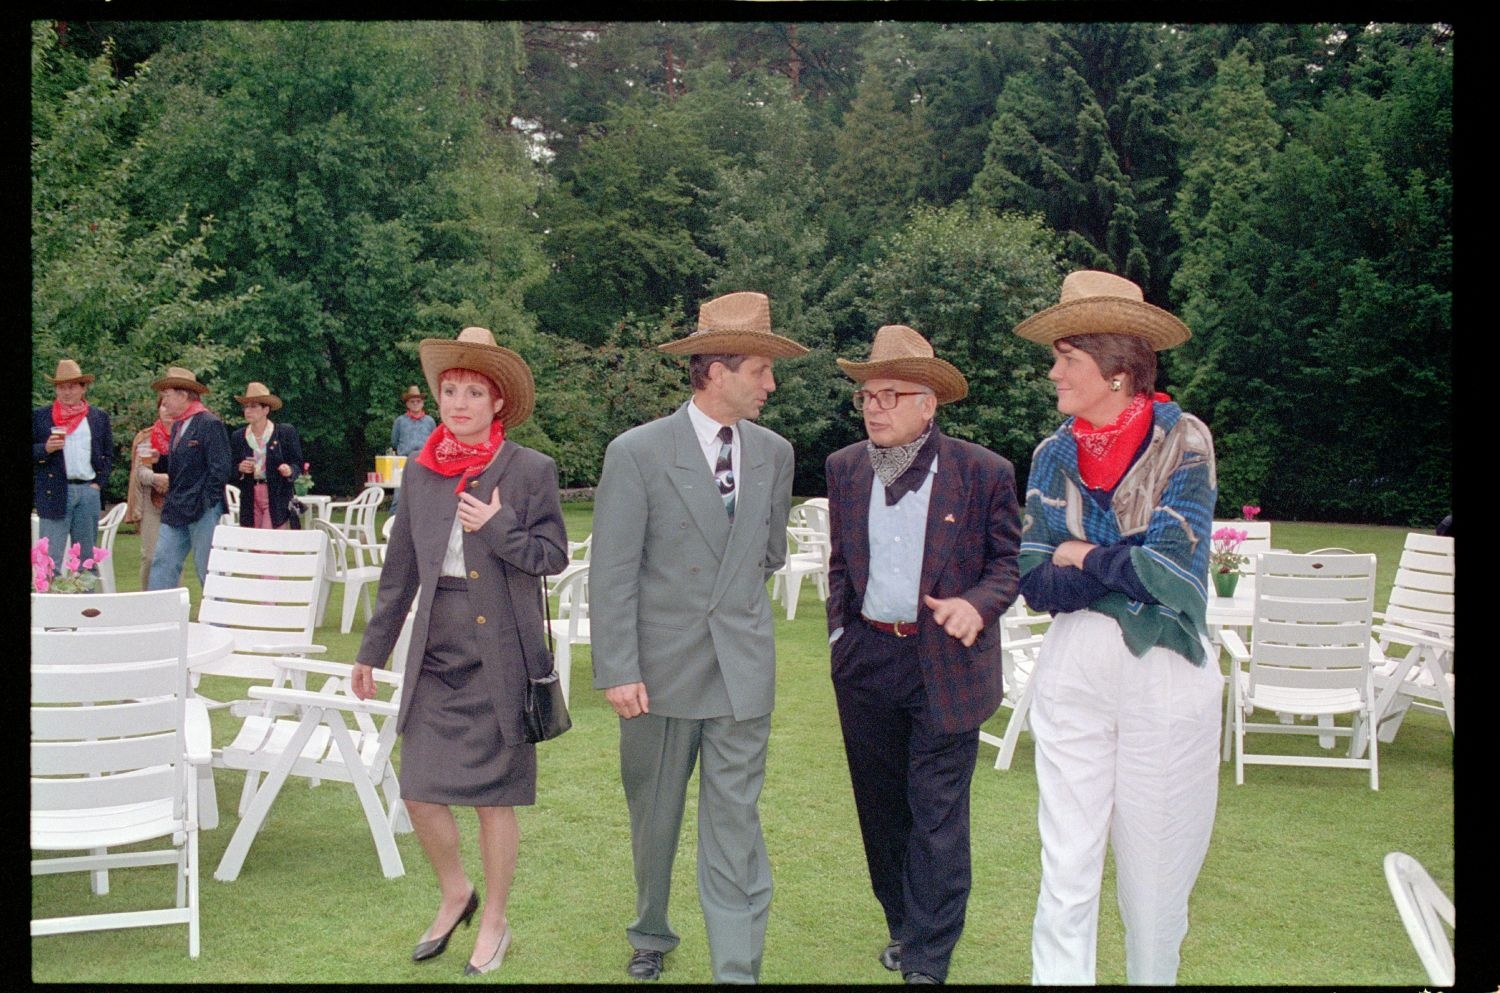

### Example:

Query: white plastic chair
xmin=548 ymin=532 xmax=592 ymax=593
xmin=221 ymin=483 xmax=241 ymax=527
xmin=31 ymin=589 xmax=210 ymax=958
xmin=1224 ymin=551 xmax=1380 ymax=788
xmin=549 ymin=565 xmax=590 ymax=703
xmin=1369 ymin=533 xmax=1455 ymax=741
xmin=978 ymin=598 xmax=1051 ymax=771
xmin=770 ymin=526 xmax=828 ymax=620
xmin=789 ymin=499 xmax=830 ymax=535
xmin=325 ymin=484 xmax=385 ymax=547
xmin=1383 ymin=851 xmax=1454 ymax=986
xmin=93 ymin=501 xmax=128 ymax=594
xmin=314 ymin=518 xmax=384 ymax=634
xmin=213 ymin=603 xmax=417 ymax=882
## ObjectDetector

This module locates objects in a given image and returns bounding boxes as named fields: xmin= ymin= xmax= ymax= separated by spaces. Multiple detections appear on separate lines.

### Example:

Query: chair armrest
xmin=1221 ymin=629 xmax=1250 ymax=664
xmin=246 ymin=685 xmax=400 ymax=718
xmin=239 ymin=642 xmax=327 ymax=657
xmin=183 ymin=697 xmax=214 ymax=765
xmin=1373 ymin=622 xmax=1454 ymax=652
xmin=241 ymin=655 xmax=403 ymax=686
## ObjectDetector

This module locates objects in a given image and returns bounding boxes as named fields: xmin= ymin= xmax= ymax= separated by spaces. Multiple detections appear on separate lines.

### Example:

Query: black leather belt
xmin=67 ymin=479 xmax=95 ymax=484
xmin=862 ymin=615 xmax=918 ymax=638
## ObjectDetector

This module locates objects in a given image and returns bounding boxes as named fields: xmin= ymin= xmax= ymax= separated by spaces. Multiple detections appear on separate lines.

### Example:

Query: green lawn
xmin=31 ymin=510 xmax=1452 ymax=984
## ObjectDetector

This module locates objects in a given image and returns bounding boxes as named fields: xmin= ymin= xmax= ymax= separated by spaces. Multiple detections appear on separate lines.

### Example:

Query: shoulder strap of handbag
xmin=515 ymin=578 xmax=556 ymax=681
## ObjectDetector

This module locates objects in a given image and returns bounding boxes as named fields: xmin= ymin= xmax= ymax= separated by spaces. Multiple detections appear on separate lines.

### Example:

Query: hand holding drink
xmin=46 ymin=426 xmax=66 ymax=453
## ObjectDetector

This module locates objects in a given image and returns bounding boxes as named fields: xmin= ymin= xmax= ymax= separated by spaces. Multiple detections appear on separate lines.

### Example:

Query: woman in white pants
xmin=1012 ymin=271 xmax=1222 ymax=985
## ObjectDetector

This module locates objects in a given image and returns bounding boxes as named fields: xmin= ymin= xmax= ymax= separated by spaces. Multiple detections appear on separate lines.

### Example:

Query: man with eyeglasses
xmin=825 ymin=325 xmax=1020 ymax=984
xmin=591 ymin=291 xmax=807 ymax=983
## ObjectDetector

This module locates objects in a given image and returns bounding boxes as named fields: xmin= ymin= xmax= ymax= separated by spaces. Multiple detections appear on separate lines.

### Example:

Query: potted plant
xmin=31 ymin=537 xmax=111 ymax=594
xmin=294 ymin=462 xmax=315 ymax=496
xmin=1208 ymin=527 xmax=1249 ymax=597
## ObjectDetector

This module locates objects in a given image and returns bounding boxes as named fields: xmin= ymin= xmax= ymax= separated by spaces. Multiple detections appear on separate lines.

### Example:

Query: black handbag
xmin=520 ymin=579 xmax=571 ymax=743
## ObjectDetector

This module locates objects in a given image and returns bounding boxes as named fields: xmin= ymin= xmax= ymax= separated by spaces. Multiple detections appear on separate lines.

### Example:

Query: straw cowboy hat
xmin=401 ymin=385 xmax=425 ymax=402
xmin=45 ymin=358 xmax=95 ymax=386
xmin=657 ymin=291 xmax=809 ymax=358
xmin=836 ymin=324 xmax=968 ymax=405
xmin=234 ymin=382 xmax=283 ymax=410
xmin=418 ymin=326 xmax=535 ymax=429
xmin=1013 ymin=270 xmax=1191 ymax=351
xmin=151 ymin=366 xmax=210 ymax=395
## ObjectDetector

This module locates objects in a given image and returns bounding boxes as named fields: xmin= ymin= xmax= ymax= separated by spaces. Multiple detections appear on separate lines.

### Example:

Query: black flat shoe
xmin=412 ymin=889 xmax=479 ymax=962
xmin=880 ymin=941 xmax=902 ymax=971
xmin=904 ymin=971 xmax=940 ymax=984
xmin=627 ymin=948 xmax=664 ymax=981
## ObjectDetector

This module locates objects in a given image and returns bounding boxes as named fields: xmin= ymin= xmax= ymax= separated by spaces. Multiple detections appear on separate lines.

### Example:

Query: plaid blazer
xmin=825 ymin=431 xmax=1022 ymax=734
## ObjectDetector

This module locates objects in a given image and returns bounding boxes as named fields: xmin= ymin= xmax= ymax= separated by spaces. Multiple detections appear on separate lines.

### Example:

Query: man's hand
xmin=605 ymin=682 xmax=650 ymax=719
xmin=923 ymin=595 xmax=985 ymax=647
xmin=351 ymin=663 xmax=377 ymax=701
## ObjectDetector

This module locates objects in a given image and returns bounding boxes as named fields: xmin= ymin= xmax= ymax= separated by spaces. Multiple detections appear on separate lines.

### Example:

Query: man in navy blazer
xmin=32 ymin=358 xmax=113 ymax=573
xmin=825 ymin=325 xmax=1020 ymax=984
xmin=146 ymin=366 xmax=231 ymax=590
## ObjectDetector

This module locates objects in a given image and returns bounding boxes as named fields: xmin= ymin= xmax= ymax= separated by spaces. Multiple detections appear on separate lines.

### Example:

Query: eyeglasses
xmin=852 ymin=389 xmax=929 ymax=411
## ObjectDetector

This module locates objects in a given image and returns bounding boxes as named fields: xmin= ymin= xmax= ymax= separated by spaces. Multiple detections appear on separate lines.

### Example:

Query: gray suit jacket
xmin=356 ymin=442 xmax=569 ymax=743
xmin=590 ymin=402 xmax=794 ymax=721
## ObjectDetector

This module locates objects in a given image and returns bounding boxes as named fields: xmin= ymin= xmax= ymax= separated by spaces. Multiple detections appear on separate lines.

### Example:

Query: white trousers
xmin=1029 ymin=611 xmax=1223 ymax=986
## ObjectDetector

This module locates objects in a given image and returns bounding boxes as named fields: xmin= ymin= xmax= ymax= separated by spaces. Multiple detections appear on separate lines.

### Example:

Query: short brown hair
xmin=688 ymin=353 xmax=749 ymax=391
xmin=1057 ymin=333 xmax=1157 ymax=396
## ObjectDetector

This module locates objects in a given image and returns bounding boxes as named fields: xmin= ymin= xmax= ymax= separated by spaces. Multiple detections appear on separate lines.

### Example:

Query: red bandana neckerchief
xmin=150 ymin=417 xmax=173 ymax=454
xmin=170 ymin=399 xmax=211 ymax=447
xmin=406 ymin=410 xmax=428 ymax=421
xmin=1073 ymin=392 xmax=1168 ymax=491
xmin=415 ymin=419 xmax=505 ymax=494
xmin=51 ymin=399 xmax=89 ymax=434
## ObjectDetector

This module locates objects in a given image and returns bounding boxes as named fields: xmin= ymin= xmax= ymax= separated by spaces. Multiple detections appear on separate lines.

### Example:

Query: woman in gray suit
xmin=351 ymin=326 xmax=568 ymax=977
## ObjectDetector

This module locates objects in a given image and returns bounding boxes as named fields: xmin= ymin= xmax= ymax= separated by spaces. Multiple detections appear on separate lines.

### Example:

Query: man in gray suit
xmin=591 ymin=291 xmax=807 ymax=983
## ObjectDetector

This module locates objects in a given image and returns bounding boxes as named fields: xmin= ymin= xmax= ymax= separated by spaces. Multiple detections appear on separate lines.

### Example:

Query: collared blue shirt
xmin=860 ymin=453 xmax=938 ymax=624
xmin=63 ymin=418 xmax=93 ymax=480
xmin=391 ymin=413 xmax=437 ymax=458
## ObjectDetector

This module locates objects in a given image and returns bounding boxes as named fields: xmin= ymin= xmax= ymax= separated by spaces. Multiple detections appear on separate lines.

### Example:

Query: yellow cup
xmin=376 ymin=455 xmax=392 ymax=482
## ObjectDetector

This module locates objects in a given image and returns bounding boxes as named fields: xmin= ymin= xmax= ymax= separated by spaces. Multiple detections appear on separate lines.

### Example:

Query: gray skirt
xmin=397 ymin=579 xmax=537 ymax=807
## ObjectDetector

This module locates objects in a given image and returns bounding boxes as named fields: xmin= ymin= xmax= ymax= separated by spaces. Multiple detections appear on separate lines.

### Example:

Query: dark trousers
xmin=831 ymin=619 xmax=981 ymax=982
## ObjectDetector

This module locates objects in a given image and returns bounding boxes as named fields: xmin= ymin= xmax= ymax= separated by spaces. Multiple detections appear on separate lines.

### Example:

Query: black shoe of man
xmin=627 ymin=949 xmax=664 ymax=981
xmin=880 ymin=941 xmax=902 ymax=972
xmin=904 ymin=971 xmax=940 ymax=984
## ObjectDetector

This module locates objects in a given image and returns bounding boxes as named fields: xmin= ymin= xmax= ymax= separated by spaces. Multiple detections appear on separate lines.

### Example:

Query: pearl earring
xmin=1110 ymin=379 xmax=1122 ymax=392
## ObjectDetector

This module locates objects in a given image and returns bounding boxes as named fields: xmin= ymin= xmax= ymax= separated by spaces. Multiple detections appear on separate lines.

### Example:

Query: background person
xmin=229 ymin=382 xmax=302 ymax=529
xmin=824 ymin=325 xmax=1020 ymax=985
xmin=146 ymin=366 xmax=231 ymax=590
xmin=389 ymin=384 xmax=436 ymax=513
xmin=126 ymin=397 xmax=176 ymax=589
xmin=32 ymin=358 xmax=113 ymax=572
xmin=589 ymin=291 xmax=805 ymax=983
xmin=1012 ymin=270 xmax=1221 ymax=986
xmin=351 ymin=327 xmax=567 ymax=977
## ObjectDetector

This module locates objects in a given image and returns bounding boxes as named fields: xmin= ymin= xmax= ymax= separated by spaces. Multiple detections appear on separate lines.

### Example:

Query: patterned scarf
xmin=406 ymin=409 xmax=428 ymax=420
xmin=1073 ymin=392 xmax=1166 ymax=491
xmin=868 ymin=425 xmax=938 ymax=505
xmin=415 ymin=419 xmax=505 ymax=494
xmin=51 ymin=399 xmax=89 ymax=434
xmin=246 ymin=421 xmax=273 ymax=479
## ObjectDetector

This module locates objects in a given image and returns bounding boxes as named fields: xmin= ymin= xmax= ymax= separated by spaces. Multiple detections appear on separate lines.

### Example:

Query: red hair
xmin=439 ymin=368 xmax=502 ymax=402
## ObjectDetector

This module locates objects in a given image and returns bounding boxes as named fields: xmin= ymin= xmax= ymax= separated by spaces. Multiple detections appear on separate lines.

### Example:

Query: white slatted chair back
xmin=978 ymin=596 xmax=1052 ymax=771
xmin=1383 ymin=852 xmax=1455 ymax=986
xmin=1381 ymin=532 xmax=1454 ymax=640
xmin=1232 ymin=551 xmax=1379 ymax=787
xmin=550 ymin=565 xmax=590 ymax=702
xmin=790 ymin=499 xmax=831 ymax=537
xmin=94 ymin=501 xmax=128 ymax=594
xmin=197 ymin=525 xmax=326 ymax=681
xmin=31 ymin=589 xmax=207 ymax=958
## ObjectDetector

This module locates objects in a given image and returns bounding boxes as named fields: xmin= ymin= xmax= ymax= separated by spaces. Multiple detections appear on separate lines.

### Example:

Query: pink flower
xmin=64 ymin=542 xmax=83 ymax=573
xmin=34 ymin=577 xmax=49 ymax=593
xmin=1242 ymin=504 xmax=1261 ymax=521
xmin=93 ymin=547 xmax=111 ymax=562
xmin=81 ymin=558 xmax=94 ymax=569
